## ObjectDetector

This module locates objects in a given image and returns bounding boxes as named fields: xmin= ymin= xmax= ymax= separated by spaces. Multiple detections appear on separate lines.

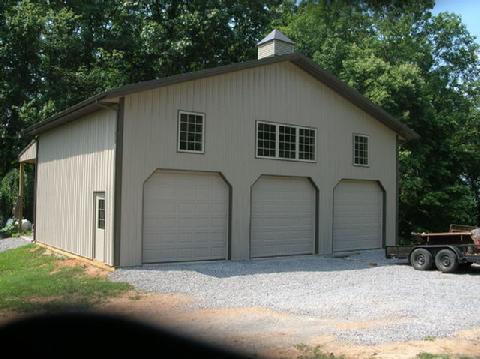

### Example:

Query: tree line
xmin=1 ymin=0 xmax=479 ymax=239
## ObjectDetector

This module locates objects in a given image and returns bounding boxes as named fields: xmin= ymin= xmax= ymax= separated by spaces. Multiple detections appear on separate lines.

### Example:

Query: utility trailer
xmin=386 ymin=224 xmax=480 ymax=273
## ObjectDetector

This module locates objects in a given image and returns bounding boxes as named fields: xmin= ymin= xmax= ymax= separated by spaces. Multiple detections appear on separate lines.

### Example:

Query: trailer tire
xmin=410 ymin=248 xmax=433 ymax=270
xmin=435 ymin=249 xmax=459 ymax=273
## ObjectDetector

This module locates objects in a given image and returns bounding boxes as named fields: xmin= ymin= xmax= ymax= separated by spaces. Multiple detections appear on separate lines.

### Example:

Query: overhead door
xmin=251 ymin=176 xmax=316 ymax=258
xmin=143 ymin=171 xmax=228 ymax=263
xmin=333 ymin=180 xmax=383 ymax=251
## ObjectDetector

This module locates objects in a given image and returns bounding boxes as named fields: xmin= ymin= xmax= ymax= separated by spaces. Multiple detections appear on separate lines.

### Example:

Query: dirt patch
xmin=99 ymin=291 xmax=192 ymax=323
xmin=51 ymin=258 xmax=109 ymax=278
xmin=306 ymin=328 xmax=480 ymax=359
xmin=1 ymin=291 xmax=479 ymax=358
xmin=25 ymin=296 xmax=63 ymax=304
xmin=29 ymin=246 xmax=42 ymax=253
xmin=94 ymin=294 xmax=480 ymax=359
xmin=326 ymin=316 xmax=411 ymax=330
xmin=1 ymin=284 xmax=478 ymax=358
xmin=0 ymin=311 xmax=32 ymax=327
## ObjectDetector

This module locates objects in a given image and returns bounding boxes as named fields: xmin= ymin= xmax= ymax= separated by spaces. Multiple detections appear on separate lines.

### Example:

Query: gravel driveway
xmin=0 ymin=237 xmax=30 ymax=253
xmin=110 ymin=250 xmax=480 ymax=344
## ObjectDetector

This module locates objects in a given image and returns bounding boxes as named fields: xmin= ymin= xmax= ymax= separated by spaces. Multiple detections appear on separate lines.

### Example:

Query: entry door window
xmin=97 ymin=195 xmax=105 ymax=229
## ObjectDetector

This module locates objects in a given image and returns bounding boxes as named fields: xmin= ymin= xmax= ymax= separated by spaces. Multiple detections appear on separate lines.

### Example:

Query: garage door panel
xmin=333 ymin=180 xmax=383 ymax=252
xmin=143 ymin=171 xmax=228 ymax=263
xmin=144 ymin=243 xmax=225 ymax=261
xmin=252 ymin=217 xmax=313 ymax=226
xmin=334 ymin=216 xmax=382 ymax=226
xmin=251 ymin=176 xmax=315 ymax=258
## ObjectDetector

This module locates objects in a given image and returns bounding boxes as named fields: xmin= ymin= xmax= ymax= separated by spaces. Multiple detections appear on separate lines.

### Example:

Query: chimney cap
xmin=257 ymin=29 xmax=294 ymax=46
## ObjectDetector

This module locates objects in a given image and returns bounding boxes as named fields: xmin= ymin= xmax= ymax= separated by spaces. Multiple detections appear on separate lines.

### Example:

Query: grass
xmin=0 ymin=244 xmax=131 ymax=312
xmin=417 ymin=354 xmax=451 ymax=359
xmin=417 ymin=353 xmax=474 ymax=359
xmin=293 ymin=347 xmax=474 ymax=359
xmin=295 ymin=344 xmax=346 ymax=359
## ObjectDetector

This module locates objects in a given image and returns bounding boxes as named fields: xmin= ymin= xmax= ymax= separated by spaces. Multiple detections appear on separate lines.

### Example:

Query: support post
xmin=17 ymin=162 xmax=24 ymax=232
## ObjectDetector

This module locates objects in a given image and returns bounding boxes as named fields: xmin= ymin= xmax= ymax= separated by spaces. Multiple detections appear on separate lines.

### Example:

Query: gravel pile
xmin=0 ymin=237 xmax=31 ymax=253
xmin=110 ymin=250 xmax=480 ymax=344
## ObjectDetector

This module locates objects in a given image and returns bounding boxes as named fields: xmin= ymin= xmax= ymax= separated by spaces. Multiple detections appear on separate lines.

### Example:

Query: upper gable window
xmin=353 ymin=134 xmax=369 ymax=166
xmin=279 ymin=125 xmax=296 ymax=159
xmin=178 ymin=111 xmax=204 ymax=153
xmin=257 ymin=122 xmax=277 ymax=157
xmin=256 ymin=121 xmax=316 ymax=162
xmin=299 ymin=128 xmax=316 ymax=161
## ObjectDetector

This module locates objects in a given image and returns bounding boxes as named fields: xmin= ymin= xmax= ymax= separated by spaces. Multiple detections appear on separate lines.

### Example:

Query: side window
xmin=353 ymin=134 xmax=369 ymax=166
xmin=178 ymin=111 xmax=205 ymax=153
xmin=97 ymin=197 xmax=105 ymax=229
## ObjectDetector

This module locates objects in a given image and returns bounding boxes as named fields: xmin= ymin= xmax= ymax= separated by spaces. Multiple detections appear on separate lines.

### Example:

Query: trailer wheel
xmin=435 ymin=249 xmax=459 ymax=273
xmin=410 ymin=248 xmax=433 ymax=270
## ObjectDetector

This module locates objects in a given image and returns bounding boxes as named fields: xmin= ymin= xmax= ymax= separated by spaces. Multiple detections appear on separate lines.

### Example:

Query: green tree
xmin=0 ymin=0 xmax=286 ymax=222
xmin=282 ymin=0 xmax=480 ymax=237
xmin=0 ymin=167 xmax=33 ymax=225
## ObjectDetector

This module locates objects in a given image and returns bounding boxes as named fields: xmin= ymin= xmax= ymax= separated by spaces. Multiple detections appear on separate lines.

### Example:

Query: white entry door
xmin=94 ymin=193 xmax=105 ymax=261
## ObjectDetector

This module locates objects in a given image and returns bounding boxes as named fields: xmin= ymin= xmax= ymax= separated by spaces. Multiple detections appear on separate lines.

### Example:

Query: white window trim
xmin=255 ymin=120 xmax=317 ymax=163
xmin=177 ymin=110 xmax=205 ymax=154
xmin=352 ymin=133 xmax=369 ymax=167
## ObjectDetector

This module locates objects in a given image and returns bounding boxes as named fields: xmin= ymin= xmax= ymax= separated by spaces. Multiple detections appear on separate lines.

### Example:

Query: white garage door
xmin=143 ymin=171 xmax=228 ymax=263
xmin=333 ymin=180 xmax=383 ymax=252
xmin=251 ymin=176 xmax=315 ymax=258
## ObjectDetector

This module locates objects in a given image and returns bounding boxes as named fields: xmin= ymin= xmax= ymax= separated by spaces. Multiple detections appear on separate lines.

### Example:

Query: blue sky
xmin=432 ymin=0 xmax=480 ymax=42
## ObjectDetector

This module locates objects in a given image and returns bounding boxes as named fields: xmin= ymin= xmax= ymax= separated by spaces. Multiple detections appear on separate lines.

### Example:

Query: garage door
xmin=143 ymin=171 xmax=228 ymax=263
xmin=333 ymin=180 xmax=383 ymax=252
xmin=251 ymin=176 xmax=315 ymax=258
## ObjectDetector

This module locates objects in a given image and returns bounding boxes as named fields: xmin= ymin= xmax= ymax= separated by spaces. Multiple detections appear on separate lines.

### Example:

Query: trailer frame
xmin=386 ymin=227 xmax=480 ymax=273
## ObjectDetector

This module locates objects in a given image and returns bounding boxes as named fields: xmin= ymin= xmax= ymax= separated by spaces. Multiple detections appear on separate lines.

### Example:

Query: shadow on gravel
xmin=452 ymin=264 xmax=480 ymax=276
xmin=129 ymin=251 xmax=411 ymax=278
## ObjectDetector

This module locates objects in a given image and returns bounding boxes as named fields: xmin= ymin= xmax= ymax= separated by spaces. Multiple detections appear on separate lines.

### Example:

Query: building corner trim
xmin=395 ymin=135 xmax=400 ymax=246
xmin=113 ymin=97 xmax=125 ymax=267
xmin=33 ymin=138 xmax=39 ymax=242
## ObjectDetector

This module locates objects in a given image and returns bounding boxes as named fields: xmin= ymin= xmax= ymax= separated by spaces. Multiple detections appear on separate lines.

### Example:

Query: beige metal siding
xmin=19 ymin=141 xmax=37 ymax=163
xmin=119 ymin=61 xmax=397 ymax=266
xmin=251 ymin=176 xmax=315 ymax=257
xmin=36 ymin=109 xmax=116 ymax=265
xmin=333 ymin=180 xmax=383 ymax=251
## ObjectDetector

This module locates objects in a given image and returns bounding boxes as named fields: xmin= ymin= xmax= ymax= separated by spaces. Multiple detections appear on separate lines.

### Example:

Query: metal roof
xmin=257 ymin=29 xmax=294 ymax=46
xmin=25 ymin=53 xmax=419 ymax=141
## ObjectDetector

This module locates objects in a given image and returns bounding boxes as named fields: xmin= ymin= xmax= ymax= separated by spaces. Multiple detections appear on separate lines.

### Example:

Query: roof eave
xmin=17 ymin=139 xmax=37 ymax=163
xmin=25 ymin=94 xmax=107 ymax=136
